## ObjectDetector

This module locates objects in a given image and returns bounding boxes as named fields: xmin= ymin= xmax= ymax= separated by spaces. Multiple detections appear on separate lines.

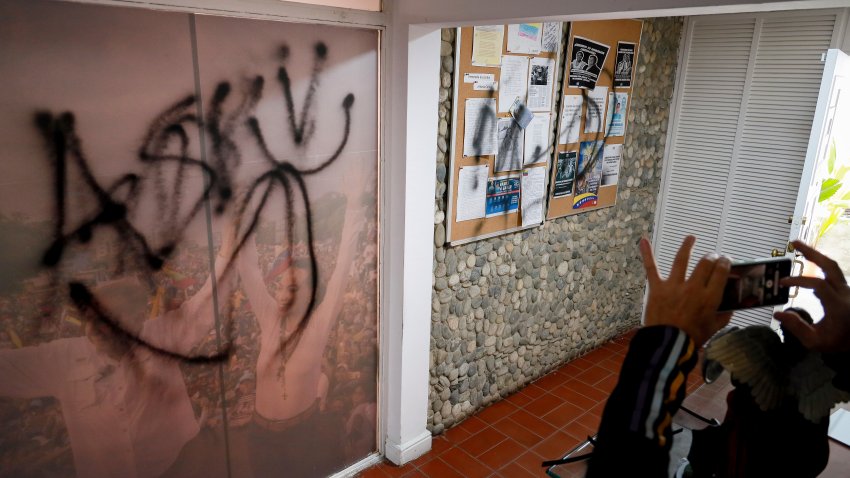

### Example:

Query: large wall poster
xmin=0 ymin=1 xmax=379 ymax=477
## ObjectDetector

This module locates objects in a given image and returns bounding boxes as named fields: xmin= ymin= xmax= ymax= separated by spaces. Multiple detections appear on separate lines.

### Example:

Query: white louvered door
xmin=654 ymin=10 xmax=843 ymax=328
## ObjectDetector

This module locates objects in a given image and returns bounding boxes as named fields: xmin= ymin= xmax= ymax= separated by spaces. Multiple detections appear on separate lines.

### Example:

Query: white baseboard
xmin=384 ymin=430 xmax=432 ymax=465
xmin=329 ymin=452 xmax=384 ymax=478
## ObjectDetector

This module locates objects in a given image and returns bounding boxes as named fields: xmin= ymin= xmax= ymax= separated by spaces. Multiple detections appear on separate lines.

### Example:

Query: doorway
xmin=653 ymin=9 xmax=847 ymax=328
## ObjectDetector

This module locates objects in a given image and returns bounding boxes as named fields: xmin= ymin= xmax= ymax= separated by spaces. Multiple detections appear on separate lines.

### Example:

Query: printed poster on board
xmin=568 ymin=36 xmax=610 ymax=90
xmin=495 ymin=117 xmax=524 ymax=172
xmin=602 ymin=144 xmax=623 ymax=186
xmin=507 ymin=23 xmax=542 ymax=54
xmin=573 ymin=140 xmax=603 ymax=209
xmin=554 ymin=151 xmax=577 ymax=198
xmin=605 ymin=92 xmax=628 ymax=136
xmin=614 ymin=42 xmax=635 ymax=88
xmin=485 ymin=175 xmax=520 ymax=217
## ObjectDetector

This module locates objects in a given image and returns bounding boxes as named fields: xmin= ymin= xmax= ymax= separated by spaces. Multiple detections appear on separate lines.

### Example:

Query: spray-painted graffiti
xmin=32 ymin=42 xmax=355 ymax=365
xmin=464 ymin=66 xmax=617 ymax=235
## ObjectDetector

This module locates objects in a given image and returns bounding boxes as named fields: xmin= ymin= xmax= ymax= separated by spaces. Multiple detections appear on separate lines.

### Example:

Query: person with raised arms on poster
xmin=0 ymin=237 xmax=240 ymax=478
xmin=233 ymin=158 xmax=370 ymax=478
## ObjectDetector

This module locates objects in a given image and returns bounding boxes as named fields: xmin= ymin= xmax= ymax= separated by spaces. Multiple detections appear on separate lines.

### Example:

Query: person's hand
xmin=774 ymin=240 xmax=850 ymax=353
xmin=640 ymin=235 xmax=732 ymax=347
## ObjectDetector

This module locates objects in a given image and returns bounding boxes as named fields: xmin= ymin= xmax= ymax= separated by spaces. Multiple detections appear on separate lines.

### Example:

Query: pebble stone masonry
xmin=428 ymin=18 xmax=685 ymax=433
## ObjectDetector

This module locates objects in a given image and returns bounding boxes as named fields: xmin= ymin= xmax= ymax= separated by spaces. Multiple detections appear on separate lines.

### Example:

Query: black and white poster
xmin=527 ymin=57 xmax=555 ymax=111
xmin=567 ymin=36 xmax=610 ymax=90
xmin=614 ymin=41 xmax=635 ymax=88
xmin=553 ymin=151 xmax=577 ymax=198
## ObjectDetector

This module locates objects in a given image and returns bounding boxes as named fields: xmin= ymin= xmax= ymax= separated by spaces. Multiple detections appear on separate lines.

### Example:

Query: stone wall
xmin=429 ymin=18 xmax=685 ymax=433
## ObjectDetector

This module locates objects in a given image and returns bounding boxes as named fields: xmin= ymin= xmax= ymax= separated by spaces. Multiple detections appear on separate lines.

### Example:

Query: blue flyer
xmin=485 ymin=176 xmax=520 ymax=217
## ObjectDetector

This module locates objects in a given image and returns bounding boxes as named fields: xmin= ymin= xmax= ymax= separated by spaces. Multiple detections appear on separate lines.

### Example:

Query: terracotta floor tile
xmin=510 ymin=408 xmax=558 ymax=438
xmin=570 ymin=356 xmax=595 ymax=371
xmin=533 ymin=370 xmax=567 ymax=390
xmin=429 ymin=435 xmax=454 ymax=455
xmin=582 ymin=348 xmax=614 ymax=364
xmin=533 ymin=430 xmax=577 ymax=459
xmin=443 ymin=423 xmax=473 ymax=444
xmin=409 ymin=448 xmax=436 ymax=469
xmin=551 ymin=384 xmax=598 ymax=411
xmin=563 ymin=379 xmax=608 ymax=402
xmin=562 ymin=420 xmax=596 ymax=443
xmin=371 ymin=462 xmax=411 ymax=478
xmin=400 ymin=469 xmax=427 ymax=478
xmin=590 ymin=401 xmax=606 ymax=415
xmin=503 ymin=389 xmax=535 ymax=407
xmin=513 ymin=449 xmax=548 ymax=474
xmin=495 ymin=461 xmax=536 ymax=478
xmin=524 ymin=392 xmax=563 ymax=417
xmin=542 ymin=401 xmax=585 ymax=428
xmin=478 ymin=438 xmax=526 ymax=470
xmin=445 ymin=415 xmax=488 ymax=444
xmin=440 ymin=446 xmax=492 ymax=478
xmin=576 ymin=365 xmax=612 ymax=386
xmin=475 ymin=398 xmax=518 ymax=425
xmin=608 ymin=339 xmax=628 ymax=350
xmin=357 ymin=463 xmax=390 ymax=477
xmin=575 ymin=411 xmax=601 ymax=431
xmin=417 ymin=458 xmax=464 ymax=478
xmin=598 ymin=356 xmax=624 ymax=374
xmin=594 ymin=374 xmax=619 ymax=394
xmin=621 ymin=328 xmax=639 ymax=339
xmin=554 ymin=363 xmax=585 ymax=380
xmin=519 ymin=382 xmax=548 ymax=399
xmin=461 ymin=415 xmax=491 ymax=434
xmin=493 ymin=416 xmax=545 ymax=448
xmin=460 ymin=426 xmax=508 ymax=457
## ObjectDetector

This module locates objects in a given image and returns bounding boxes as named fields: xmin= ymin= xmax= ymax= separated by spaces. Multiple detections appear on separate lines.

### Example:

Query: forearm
xmin=235 ymin=231 xmax=275 ymax=319
xmin=587 ymin=325 xmax=697 ymax=477
xmin=321 ymin=199 xmax=360 ymax=304
xmin=141 ymin=250 xmax=234 ymax=350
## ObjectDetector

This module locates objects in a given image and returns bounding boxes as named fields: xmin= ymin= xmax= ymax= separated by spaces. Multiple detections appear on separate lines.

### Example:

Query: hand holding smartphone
xmin=718 ymin=257 xmax=793 ymax=312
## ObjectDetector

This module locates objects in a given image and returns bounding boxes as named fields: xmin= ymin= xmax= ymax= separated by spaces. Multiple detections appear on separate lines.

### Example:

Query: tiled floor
xmin=359 ymin=328 xmax=850 ymax=477
xmin=359 ymin=328 xmax=690 ymax=477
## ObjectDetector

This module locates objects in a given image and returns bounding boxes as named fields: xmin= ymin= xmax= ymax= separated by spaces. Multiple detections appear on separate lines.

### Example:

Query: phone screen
xmin=718 ymin=257 xmax=792 ymax=311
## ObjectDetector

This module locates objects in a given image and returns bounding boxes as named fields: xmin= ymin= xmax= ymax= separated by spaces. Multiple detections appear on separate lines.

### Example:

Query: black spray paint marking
xmin=39 ymin=112 xmax=158 ymax=271
xmin=277 ymin=42 xmax=327 ymax=146
xmin=573 ymin=68 xmax=616 ymax=183
xmin=460 ymin=66 xmax=621 ymax=234
xmin=69 ymin=282 xmax=229 ymax=363
xmin=36 ymin=110 xmax=226 ymax=362
xmin=206 ymin=76 xmax=265 ymax=214
xmin=229 ymin=41 xmax=355 ymax=362
xmin=137 ymin=95 xmax=218 ymax=257
xmin=36 ymin=42 xmax=355 ymax=364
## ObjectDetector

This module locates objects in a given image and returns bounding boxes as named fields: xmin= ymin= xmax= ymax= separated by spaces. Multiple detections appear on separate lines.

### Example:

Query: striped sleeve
xmin=587 ymin=326 xmax=697 ymax=477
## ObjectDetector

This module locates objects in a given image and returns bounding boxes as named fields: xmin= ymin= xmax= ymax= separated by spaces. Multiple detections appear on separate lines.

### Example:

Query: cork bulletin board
xmin=446 ymin=24 xmax=563 ymax=245
xmin=547 ymin=20 xmax=642 ymax=219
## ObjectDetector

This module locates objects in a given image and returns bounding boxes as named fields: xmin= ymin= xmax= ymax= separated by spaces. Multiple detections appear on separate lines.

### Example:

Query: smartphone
xmin=718 ymin=257 xmax=793 ymax=312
